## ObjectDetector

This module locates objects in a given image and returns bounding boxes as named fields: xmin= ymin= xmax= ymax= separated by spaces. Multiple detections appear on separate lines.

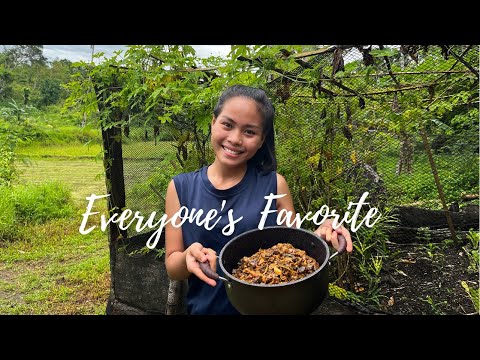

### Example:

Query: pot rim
xmin=218 ymin=226 xmax=330 ymax=288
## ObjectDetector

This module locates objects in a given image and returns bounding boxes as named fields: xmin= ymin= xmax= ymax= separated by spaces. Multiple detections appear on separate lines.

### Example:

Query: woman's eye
xmin=222 ymin=122 xmax=232 ymax=128
xmin=245 ymin=130 xmax=256 ymax=135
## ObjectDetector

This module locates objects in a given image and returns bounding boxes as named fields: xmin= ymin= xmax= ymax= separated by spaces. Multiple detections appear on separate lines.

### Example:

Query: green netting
xmin=121 ymin=45 xmax=479 ymax=243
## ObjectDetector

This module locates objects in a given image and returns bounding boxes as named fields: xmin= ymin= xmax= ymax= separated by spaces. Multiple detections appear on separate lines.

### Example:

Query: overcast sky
xmin=43 ymin=45 xmax=231 ymax=63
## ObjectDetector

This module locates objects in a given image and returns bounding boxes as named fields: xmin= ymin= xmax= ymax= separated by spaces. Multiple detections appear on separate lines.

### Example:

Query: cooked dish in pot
xmin=232 ymin=243 xmax=320 ymax=284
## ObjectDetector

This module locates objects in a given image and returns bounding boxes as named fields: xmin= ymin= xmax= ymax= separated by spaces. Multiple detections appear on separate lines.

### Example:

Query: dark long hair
xmin=213 ymin=84 xmax=276 ymax=173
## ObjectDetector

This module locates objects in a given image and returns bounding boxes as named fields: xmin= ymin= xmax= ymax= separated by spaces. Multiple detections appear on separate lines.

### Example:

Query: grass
xmin=376 ymin=144 xmax=479 ymax=208
xmin=0 ymin=142 xmax=110 ymax=314
xmin=17 ymin=142 xmax=103 ymax=159
xmin=0 ymin=218 xmax=109 ymax=314
xmin=16 ymin=157 xmax=106 ymax=207
xmin=1 ymin=139 xmax=180 ymax=314
xmin=122 ymin=140 xmax=182 ymax=159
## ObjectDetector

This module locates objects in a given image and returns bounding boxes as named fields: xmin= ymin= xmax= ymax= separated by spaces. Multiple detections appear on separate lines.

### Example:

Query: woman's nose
xmin=228 ymin=130 xmax=243 ymax=145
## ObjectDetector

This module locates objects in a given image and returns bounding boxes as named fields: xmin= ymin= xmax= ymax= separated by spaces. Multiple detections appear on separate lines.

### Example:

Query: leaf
xmin=350 ymin=150 xmax=357 ymax=164
xmin=430 ymin=118 xmax=452 ymax=132
xmin=370 ymin=48 xmax=399 ymax=57
xmin=396 ymin=270 xmax=408 ymax=277
xmin=461 ymin=281 xmax=479 ymax=312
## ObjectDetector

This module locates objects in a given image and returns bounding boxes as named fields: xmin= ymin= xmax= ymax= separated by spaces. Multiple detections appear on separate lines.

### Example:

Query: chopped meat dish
xmin=232 ymin=243 xmax=320 ymax=284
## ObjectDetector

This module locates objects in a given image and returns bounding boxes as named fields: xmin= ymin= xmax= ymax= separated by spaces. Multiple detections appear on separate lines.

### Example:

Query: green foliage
xmin=1 ymin=46 xmax=47 ymax=68
xmin=421 ymin=295 xmax=447 ymax=315
xmin=0 ymin=99 xmax=32 ymax=123
xmin=36 ymin=78 xmax=62 ymax=107
xmin=461 ymin=281 xmax=479 ymax=313
xmin=369 ymin=48 xmax=399 ymax=57
xmin=0 ymin=181 xmax=75 ymax=241
xmin=0 ymin=137 xmax=16 ymax=186
xmin=350 ymin=208 xmax=397 ymax=304
xmin=20 ymin=125 xmax=100 ymax=146
xmin=0 ymin=103 xmax=101 ymax=148
xmin=378 ymin=148 xmax=479 ymax=207
xmin=464 ymin=230 xmax=479 ymax=274
xmin=62 ymin=45 xmax=478 ymax=214
xmin=0 ymin=187 xmax=16 ymax=240
xmin=0 ymin=64 xmax=13 ymax=100
xmin=0 ymin=46 xmax=73 ymax=107
xmin=0 ymin=219 xmax=109 ymax=314
xmin=122 ymin=245 xmax=165 ymax=259
xmin=275 ymin=96 xmax=385 ymax=215
xmin=12 ymin=181 xmax=75 ymax=225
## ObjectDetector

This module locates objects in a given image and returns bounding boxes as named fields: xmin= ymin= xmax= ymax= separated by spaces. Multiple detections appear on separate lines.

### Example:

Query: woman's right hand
xmin=185 ymin=242 xmax=218 ymax=287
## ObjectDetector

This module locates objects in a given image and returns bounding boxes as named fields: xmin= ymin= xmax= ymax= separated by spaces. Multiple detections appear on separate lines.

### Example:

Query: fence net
xmin=118 ymin=45 xmax=478 ymax=312
xmin=122 ymin=45 xmax=479 ymax=243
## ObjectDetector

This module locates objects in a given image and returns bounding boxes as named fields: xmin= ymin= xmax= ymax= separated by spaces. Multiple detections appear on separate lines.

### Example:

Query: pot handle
xmin=197 ymin=261 xmax=229 ymax=284
xmin=328 ymin=234 xmax=347 ymax=260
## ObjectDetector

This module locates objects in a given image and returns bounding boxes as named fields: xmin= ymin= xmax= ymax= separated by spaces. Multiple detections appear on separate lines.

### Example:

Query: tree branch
xmin=378 ymin=45 xmax=400 ymax=87
xmin=441 ymin=45 xmax=478 ymax=77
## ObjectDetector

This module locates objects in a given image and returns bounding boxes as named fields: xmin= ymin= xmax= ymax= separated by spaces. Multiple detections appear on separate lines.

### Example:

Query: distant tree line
xmin=0 ymin=45 xmax=76 ymax=108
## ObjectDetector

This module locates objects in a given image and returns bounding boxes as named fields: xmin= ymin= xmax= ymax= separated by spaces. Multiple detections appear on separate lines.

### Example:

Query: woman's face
xmin=211 ymin=96 xmax=265 ymax=168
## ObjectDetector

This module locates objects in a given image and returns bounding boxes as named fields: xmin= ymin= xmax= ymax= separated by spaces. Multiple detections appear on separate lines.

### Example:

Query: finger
xmin=192 ymin=248 xmax=207 ymax=263
xmin=191 ymin=262 xmax=217 ymax=287
xmin=195 ymin=270 xmax=217 ymax=287
xmin=335 ymin=227 xmax=353 ymax=252
xmin=324 ymin=227 xmax=332 ymax=244
xmin=317 ymin=225 xmax=327 ymax=240
xmin=345 ymin=233 xmax=353 ymax=252
xmin=330 ymin=230 xmax=339 ymax=251
xmin=204 ymin=250 xmax=217 ymax=272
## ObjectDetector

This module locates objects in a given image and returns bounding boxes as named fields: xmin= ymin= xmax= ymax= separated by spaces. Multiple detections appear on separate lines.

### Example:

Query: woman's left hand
xmin=315 ymin=219 xmax=353 ymax=253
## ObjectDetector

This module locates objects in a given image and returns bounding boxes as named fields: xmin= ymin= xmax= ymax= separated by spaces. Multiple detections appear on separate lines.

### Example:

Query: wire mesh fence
xmin=116 ymin=45 xmax=478 ymax=312
xmin=122 ymin=45 xmax=479 ymax=242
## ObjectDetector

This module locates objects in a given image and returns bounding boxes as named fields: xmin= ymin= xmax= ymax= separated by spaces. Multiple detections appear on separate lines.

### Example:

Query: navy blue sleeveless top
xmin=173 ymin=164 xmax=278 ymax=315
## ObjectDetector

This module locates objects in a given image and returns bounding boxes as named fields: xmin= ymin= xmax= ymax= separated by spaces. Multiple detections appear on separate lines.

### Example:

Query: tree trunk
xmin=396 ymin=130 xmax=414 ymax=175
xmin=419 ymin=126 xmax=458 ymax=246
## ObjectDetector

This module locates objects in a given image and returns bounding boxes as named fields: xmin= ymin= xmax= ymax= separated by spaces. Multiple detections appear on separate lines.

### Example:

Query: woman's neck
xmin=207 ymin=161 xmax=248 ymax=190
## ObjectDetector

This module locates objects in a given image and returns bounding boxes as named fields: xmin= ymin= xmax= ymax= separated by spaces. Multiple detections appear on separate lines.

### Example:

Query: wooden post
xmin=93 ymin=76 xmax=128 ymax=313
xmin=419 ymin=126 xmax=458 ymax=246
xmin=102 ymin=117 xmax=128 ymax=313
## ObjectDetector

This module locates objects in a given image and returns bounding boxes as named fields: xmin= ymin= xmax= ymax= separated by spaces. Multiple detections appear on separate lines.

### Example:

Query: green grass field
xmin=2 ymin=140 xmax=182 ymax=314
xmin=16 ymin=158 xmax=106 ymax=206
xmin=1 ymin=143 xmax=111 ymax=314
xmin=17 ymin=143 xmax=103 ymax=159
xmin=0 ymin=219 xmax=109 ymax=314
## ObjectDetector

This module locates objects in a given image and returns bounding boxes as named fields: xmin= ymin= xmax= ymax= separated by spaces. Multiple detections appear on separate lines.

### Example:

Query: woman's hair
xmin=213 ymin=84 xmax=276 ymax=173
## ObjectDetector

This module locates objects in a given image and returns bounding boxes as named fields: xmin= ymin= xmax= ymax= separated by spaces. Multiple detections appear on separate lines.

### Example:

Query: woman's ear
xmin=211 ymin=115 xmax=216 ymax=126
xmin=258 ymin=134 xmax=266 ymax=150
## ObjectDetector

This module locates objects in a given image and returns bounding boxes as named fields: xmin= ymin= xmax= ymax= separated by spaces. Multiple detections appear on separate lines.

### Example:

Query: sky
xmin=42 ymin=45 xmax=231 ymax=63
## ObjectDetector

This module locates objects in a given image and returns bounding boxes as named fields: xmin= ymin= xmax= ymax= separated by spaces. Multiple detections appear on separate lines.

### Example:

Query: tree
xmin=37 ymin=78 xmax=61 ymax=107
xmin=2 ymin=45 xmax=47 ymax=69
xmin=0 ymin=64 xmax=13 ymax=100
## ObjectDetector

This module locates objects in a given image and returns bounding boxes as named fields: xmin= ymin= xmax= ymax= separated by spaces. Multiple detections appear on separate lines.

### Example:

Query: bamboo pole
xmin=419 ymin=126 xmax=458 ymax=246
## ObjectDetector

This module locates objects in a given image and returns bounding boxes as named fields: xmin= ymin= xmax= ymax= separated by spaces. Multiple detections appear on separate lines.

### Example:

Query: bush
xmin=0 ymin=140 xmax=16 ymax=186
xmin=27 ymin=125 xmax=101 ymax=145
xmin=0 ymin=187 xmax=17 ymax=241
xmin=13 ymin=181 xmax=75 ymax=224
xmin=0 ymin=181 xmax=76 ymax=241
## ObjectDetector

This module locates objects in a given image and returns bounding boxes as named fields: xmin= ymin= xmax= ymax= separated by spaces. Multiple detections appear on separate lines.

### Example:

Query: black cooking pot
xmin=198 ymin=226 xmax=346 ymax=315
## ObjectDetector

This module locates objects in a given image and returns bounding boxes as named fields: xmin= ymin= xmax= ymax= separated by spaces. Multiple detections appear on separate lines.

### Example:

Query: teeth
xmin=223 ymin=146 xmax=241 ymax=155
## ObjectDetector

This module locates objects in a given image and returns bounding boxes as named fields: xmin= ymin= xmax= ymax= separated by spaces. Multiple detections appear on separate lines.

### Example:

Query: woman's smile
xmin=222 ymin=145 xmax=244 ymax=157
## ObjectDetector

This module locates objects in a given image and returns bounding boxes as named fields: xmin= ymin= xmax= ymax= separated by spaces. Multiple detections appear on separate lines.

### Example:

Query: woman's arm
xmin=276 ymin=173 xmax=353 ymax=252
xmin=164 ymin=180 xmax=217 ymax=286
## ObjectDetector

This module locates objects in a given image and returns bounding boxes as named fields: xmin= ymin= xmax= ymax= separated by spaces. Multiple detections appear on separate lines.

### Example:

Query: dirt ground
xmin=316 ymin=240 xmax=479 ymax=315
xmin=377 ymin=241 xmax=478 ymax=315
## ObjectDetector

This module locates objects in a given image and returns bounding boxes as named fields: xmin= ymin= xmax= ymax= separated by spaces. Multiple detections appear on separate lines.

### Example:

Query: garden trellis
xmin=70 ymin=45 xmax=478 ymax=314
